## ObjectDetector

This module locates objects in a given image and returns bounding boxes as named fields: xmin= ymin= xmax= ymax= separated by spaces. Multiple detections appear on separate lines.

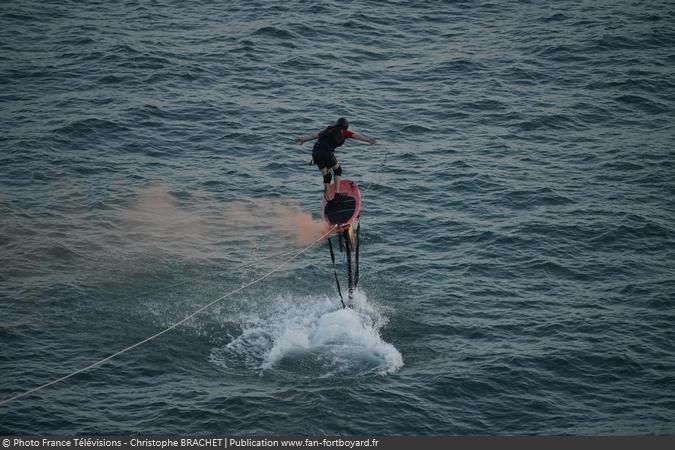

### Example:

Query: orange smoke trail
xmin=115 ymin=184 xmax=331 ymax=260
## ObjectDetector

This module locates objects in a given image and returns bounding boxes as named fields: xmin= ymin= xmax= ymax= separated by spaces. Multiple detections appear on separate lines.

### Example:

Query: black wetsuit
xmin=312 ymin=126 xmax=347 ymax=169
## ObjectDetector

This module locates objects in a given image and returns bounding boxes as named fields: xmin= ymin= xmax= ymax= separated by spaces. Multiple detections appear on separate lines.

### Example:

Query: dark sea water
xmin=1 ymin=0 xmax=675 ymax=436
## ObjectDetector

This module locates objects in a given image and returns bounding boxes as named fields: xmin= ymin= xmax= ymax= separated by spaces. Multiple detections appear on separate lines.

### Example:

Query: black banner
xmin=1 ymin=437 xmax=674 ymax=450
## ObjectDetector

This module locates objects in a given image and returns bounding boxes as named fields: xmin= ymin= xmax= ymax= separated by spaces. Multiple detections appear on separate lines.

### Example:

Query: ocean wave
xmin=54 ymin=118 xmax=129 ymax=136
xmin=251 ymin=26 xmax=297 ymax=40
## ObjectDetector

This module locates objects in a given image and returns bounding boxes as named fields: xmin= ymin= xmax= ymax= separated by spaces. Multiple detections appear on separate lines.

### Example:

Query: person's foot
xmin=333 ymin=192 xmax=344 ymax=200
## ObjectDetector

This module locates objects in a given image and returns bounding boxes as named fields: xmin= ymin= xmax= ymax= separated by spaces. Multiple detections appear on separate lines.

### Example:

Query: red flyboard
xmin=321 ymin=179 xmax=361 ymax=230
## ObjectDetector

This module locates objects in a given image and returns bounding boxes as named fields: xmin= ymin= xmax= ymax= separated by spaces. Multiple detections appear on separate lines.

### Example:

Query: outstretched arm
xmin=295 ymin=131 xmax=320 ymax=144
xmin=350 ymin=131 xmax=378 ymax=144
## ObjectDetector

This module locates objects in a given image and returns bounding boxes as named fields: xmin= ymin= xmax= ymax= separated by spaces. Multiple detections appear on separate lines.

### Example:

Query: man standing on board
xmin=296 ymin=118 xmax=377 ymax=200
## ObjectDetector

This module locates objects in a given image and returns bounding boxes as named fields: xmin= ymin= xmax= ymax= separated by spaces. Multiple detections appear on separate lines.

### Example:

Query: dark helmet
xmin=336 ymin=117 xmax=349 ymax=129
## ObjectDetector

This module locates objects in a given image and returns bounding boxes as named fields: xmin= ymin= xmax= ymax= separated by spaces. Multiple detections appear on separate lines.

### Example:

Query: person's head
xmin=336 ymin=117 xmax=349 ymax=129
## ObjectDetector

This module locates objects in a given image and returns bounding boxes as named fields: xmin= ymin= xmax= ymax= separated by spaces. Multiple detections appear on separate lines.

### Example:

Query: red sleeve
xmin=341 ymin=129 xmax=354 ymax=139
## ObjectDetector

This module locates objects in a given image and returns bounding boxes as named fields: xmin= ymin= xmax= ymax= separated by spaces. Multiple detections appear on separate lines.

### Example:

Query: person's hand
xmin=370 ymin=138 xmax=378 ymax=144
xmin=295 ymin=137 xmax=304 ymax=144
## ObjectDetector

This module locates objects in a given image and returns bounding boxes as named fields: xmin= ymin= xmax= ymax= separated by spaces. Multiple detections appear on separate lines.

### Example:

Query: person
xmin=295 ymin=118 xmax=377 ymax=200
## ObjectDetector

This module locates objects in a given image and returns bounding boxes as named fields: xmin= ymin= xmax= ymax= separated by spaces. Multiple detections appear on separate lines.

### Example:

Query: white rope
xmin=363 ymin=151 xmax=389 ymax=194
xmin=348 ymin=151 xmax=389 ymax=286
xmin=130 ymin=247 xmax=301 ymax=300
xmin=0 ymin=225 xmax=336 ymax=407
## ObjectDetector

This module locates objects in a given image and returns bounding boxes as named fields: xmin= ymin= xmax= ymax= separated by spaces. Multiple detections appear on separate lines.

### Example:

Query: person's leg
xmin=331 ymin=161 xmax=342 ymax=195
xmin=320 ymin=166 xmax=331 ymax=198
